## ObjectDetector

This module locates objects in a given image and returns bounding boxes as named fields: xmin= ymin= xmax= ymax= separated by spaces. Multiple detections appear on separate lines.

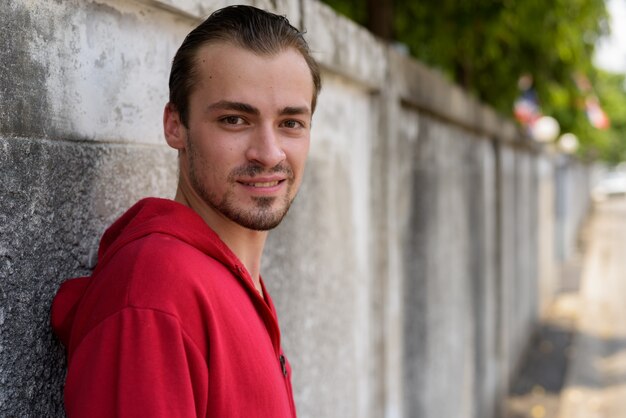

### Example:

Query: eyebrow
xmin=206 ymin=100 xmax=259 ymax=115
xmin=206 ymin=101 xmax=310 ymax=117
xmin=279 ymin=106 xmax=311 ymax=117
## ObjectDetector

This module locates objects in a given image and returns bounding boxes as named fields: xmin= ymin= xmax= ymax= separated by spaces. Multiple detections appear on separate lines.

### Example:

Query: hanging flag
xmin=514 ymin=74 xmax=541 ymax=127
xmin=573 ymin=72 xmax=610 ymax=130
xmin=585 ymin=96 xmax=610 ymax=130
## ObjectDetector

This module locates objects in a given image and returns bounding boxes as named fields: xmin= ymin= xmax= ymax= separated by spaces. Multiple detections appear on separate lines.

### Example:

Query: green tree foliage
xmin=321 ymin=0 xmax=626 ymax=162
xmin=585 ymin=70 xmax=626 ymax=163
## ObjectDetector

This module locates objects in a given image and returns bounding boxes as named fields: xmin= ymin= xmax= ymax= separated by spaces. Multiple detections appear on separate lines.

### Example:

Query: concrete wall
xmin=0 ymin=0 xmax=593 ymax=417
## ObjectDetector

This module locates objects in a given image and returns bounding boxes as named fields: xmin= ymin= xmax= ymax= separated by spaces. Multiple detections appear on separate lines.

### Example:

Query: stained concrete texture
xmin=145 ymin=0 xmax=300 ymax=26
xmin=400 ymin=112 xmax=500 ymax=418
xmin=0 ymin=136 xmax=176 ymax=416
xmin=0 ymin=0 xmax=184 ymax=144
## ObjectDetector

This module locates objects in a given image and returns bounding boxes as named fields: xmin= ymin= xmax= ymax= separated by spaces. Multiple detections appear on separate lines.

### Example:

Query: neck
xmin=174 ymin=183 xmax=268 ymax=293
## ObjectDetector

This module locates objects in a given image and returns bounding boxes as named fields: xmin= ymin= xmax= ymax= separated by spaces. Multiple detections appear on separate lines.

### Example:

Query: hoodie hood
xmin=50 ymin=197 xmax=293 ymax=418
xmin=50 ymin=198 xmax=252 ymax=347
xmin=97 ymin=198 xmax=240 ymax=273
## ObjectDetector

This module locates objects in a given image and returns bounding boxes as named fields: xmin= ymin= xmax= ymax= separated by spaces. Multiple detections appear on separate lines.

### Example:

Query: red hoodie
xmin=51 ymin=198 xmax=297 ymax=418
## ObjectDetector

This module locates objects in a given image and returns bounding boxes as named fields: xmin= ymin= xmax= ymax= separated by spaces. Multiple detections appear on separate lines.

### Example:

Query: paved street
xmin=559 ymin=196 xmax=626 ymax=418
xmin=505 ymin=196 xmax=626 ymax=418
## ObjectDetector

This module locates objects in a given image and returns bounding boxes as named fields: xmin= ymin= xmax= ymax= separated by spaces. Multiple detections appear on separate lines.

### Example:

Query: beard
xmin=186 ymin=137 xmax=296 ymax=231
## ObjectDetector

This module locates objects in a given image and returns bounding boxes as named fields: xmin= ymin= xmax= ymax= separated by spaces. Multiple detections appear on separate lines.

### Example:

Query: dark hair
xmin=168 ymin=5 xmax=322 ymax=127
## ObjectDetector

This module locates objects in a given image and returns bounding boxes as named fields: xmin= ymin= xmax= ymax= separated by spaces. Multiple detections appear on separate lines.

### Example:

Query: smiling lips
xmin=240 ymin=179 xmax=284 ymax=188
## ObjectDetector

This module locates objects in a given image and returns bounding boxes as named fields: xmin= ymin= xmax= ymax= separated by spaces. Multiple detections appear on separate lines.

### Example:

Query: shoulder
xmin=69 ymin=232 xmax=233 ymax=354
xmin=78 ymin=233 xmax=232 ymax=330
xmin=103 ymin=232 xmax=232 ymax=303
xmin=123 ymin=232 xmax=228 ymax=277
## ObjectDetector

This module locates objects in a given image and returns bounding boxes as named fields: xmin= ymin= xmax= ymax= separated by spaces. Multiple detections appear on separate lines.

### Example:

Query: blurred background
xmin=319 ymin=2 xmax=626 ymax=417
xmin=322 ymin=0 xmax=626 ymax=165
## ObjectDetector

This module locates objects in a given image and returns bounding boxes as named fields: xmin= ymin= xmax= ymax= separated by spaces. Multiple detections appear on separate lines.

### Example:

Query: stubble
xmin=186 ymin=134 xmax=296 ymax=231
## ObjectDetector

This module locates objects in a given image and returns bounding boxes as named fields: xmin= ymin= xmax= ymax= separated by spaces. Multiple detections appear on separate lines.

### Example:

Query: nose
xmin=245 ymin=124 xmax=286 ymax=168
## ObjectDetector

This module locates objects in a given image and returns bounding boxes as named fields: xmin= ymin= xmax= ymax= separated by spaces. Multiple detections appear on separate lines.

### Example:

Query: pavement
xmin=505 ymin=196 xmax=626 ymax=418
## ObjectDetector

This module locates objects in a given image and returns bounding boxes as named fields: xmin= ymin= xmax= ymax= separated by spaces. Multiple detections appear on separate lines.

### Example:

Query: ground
xmin=504 ymin=196 xmax=626 ymax=418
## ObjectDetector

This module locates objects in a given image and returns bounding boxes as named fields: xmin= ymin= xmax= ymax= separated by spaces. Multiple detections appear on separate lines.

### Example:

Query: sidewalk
xmin=505 ymin=196 xmax=626 ymax=418
xmin=559 ymin=196 xmax=626 ymax=418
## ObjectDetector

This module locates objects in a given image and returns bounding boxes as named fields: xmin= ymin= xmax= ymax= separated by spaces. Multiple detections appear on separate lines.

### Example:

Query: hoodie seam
xmin=69 ymin=306 xmax=209 ymax=367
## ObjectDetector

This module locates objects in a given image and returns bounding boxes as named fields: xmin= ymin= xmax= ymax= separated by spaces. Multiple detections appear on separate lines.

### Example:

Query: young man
xmin=51 ymin=5 xmax=321 ymax=417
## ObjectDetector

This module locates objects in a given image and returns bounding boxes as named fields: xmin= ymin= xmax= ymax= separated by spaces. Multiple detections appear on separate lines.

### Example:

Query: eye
xmin=219 ymin=116 xmax=246 ymax=125
xmin=280 ymin=119 xmax=305 ymax=129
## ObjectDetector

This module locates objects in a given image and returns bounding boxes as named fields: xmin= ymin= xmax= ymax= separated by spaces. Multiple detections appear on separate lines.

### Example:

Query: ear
xmin=163 ymin=103 xmax=186 ymax=150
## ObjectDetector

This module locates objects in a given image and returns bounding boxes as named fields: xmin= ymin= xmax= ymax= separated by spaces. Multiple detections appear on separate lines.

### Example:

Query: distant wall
xmin=0 ymin=1 xmax=592 ymax=417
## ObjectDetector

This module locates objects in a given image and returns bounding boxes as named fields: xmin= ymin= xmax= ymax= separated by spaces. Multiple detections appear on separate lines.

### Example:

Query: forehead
xmin=189 ymin=42 xmax=314 ymax=110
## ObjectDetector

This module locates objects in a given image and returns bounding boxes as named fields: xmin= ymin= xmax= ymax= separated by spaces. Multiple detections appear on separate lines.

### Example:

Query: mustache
xmin=230 ymin=163 xmax=294 ymax=178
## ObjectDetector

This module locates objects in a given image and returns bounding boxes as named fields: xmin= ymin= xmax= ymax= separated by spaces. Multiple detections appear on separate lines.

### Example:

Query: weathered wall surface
xmin=0 ymin=1 xmax=593 ymax=417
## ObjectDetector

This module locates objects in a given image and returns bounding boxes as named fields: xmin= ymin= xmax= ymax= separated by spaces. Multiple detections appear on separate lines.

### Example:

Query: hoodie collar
xmin=95 ymin=197 xmax=243 ymax=277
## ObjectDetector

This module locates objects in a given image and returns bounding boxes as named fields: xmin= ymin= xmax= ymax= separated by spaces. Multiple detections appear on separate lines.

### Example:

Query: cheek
xmin=287 ymin=140 xmax=310 ymax=172
xmin=192 ymin=139 xmax=227 ymax=169
xmin=203 ymin=135 xmax=248 ymax=167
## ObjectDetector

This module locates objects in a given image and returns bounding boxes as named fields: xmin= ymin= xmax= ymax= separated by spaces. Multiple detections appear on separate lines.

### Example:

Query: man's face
xmin=174 ymin=42 xmax=314 ymax=231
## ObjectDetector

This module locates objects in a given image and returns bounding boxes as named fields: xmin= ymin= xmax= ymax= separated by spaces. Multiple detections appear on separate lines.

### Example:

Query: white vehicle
xmin=593 ymin=170 xmax=626 ymax=201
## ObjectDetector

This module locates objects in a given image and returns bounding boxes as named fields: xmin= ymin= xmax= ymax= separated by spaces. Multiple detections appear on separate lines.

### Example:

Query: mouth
xmin=241 ymin=180 xmax=281 ymax=188
xmin=238 ymin=178 xmax=288 ymax=189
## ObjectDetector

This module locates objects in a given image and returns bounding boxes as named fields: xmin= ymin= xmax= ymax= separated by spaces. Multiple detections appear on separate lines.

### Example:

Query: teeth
xmin=245 ymin=181 xmax=279 ymax=187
